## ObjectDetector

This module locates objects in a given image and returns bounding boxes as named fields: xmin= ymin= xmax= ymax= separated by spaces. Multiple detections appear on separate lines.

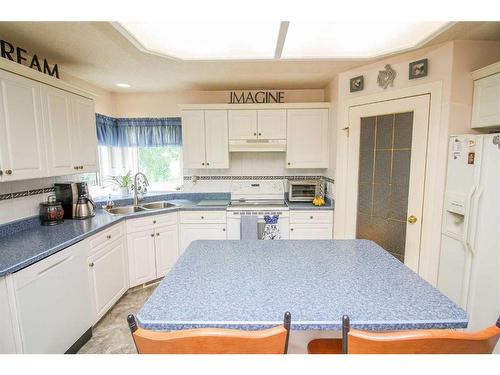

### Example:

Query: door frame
xmin=346 ymin=96 xmax=430 ymax=273
xmin=334 ymin=82 xmax=444 ymax=284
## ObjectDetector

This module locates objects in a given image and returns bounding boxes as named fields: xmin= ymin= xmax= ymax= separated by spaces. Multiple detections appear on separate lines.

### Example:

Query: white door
xmin=182 ymin=110 xmax=206 ymax=168
xmin=71 ymin=95 xmax=98 ymax=173
xmin=345 ymin=95 xmax=430 ymax=272
xmin=257 ymin=109 xmax=286 ymax=139
xmin=286 ymin=109 xmax=329 ymax=168
xmin=228 ymin=110 xmax=257 ymax=140
xmin=154 ymin=224 xmax=179 ymax=278
xmin=127 ymin=229 xmax=157 ymax=287
xmin=179 ymin=224 xmax=227 ymax=254
xmin=0 ymin=69 xmax=47 ymax=180
xmin=205 ymin=110 xmax=229 ymax=169
xmin=41 ymin=86 xmax=75 ymax=175
xmin=88 ymin=239 xmax=128 ymax=322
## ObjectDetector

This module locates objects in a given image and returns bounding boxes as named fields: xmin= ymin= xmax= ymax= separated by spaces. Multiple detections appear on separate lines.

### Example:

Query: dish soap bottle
xmin=105 ymin=195 xmax=114 ymax=210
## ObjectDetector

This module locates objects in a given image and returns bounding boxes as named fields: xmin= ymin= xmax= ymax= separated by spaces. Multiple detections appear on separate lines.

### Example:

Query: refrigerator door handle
xmin=466 ymin=187 xmax=484 ymax=256
xmin=461 ymin=185 xmax=477 ymax=254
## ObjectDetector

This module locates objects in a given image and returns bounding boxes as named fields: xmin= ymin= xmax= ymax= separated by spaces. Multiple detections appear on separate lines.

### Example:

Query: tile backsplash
xmin=0 ymin=174 xmax=95 ymax=225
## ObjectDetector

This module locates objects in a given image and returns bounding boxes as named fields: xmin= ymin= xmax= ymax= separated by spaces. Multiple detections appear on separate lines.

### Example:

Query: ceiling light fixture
xmin=115 ymin=83 xmax=131 ymax=88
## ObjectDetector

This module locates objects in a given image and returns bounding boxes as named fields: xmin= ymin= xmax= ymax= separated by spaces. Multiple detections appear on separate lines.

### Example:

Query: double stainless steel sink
xmin=105 ymin=201 xmax=177 ymax=216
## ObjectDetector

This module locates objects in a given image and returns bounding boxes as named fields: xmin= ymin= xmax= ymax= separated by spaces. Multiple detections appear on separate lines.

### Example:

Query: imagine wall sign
xmin=0 ymin=39 xmax=59 ymax=79
xmin=229 ymin=91 xmax=285 ymax=104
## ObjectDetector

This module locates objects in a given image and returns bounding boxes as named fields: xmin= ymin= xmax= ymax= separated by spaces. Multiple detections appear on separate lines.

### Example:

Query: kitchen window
xmin=91 ymin=114 xmax=183 ymax=197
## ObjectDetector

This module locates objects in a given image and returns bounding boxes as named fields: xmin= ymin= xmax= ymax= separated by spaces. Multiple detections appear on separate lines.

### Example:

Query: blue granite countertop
xmin=138 ymin=240 xmax=468 ymax=331
xmin=0 ymin=193 xmax=229 ymax=277
xmin=285 ymin=195 xmax=334 ymax=211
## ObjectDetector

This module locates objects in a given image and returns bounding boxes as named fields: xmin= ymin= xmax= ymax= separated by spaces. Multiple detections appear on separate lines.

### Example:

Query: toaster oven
xmin=288 ymin=180 xmax=322 ymax=202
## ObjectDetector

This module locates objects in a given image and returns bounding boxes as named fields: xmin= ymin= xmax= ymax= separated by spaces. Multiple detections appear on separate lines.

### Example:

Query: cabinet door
xmin=286 ymin=109 xmax=329 ymax=168
xmin=257 ymin=109 xmax=286 ymax=139
xmin=179 ymin=224 xmax=227 ymax=254
xmin=127 ymin=229 xmax=157 ymax=287
xmin=205 ymin=110 xmax=229 ymax=169
xmin=289 ymin=224 xmax=333 ymax=239
xmin=0 ymin=70 xmax=47 ymax=181
xmin=182 ymin=110 xmax=206 ymax=168
xmin=228 ymin=110 xmax=257 ymax=140
xmin=88 ymin=239 xmax=128 ymax=322
xmin=154 ymin=224 xmax=179 ymax=278
xmin=0 ymin=277 xmax=18 ymax=353
xmin=41 ymin=86 xmax=75 ymax=176
xmin=71 ymin=95 xmax=98 ymax=173
xmin=472 ymin=73 xmax=500 ymax=128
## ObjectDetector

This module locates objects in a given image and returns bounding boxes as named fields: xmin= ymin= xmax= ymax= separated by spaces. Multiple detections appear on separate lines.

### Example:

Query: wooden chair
xmin=308 ymin=314 xmax=500 ymax=354
xmin=127 ymin=312 xmax=291 ymax=354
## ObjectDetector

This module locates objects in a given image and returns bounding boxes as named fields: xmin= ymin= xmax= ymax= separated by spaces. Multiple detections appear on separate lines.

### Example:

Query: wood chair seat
xmin=307 ymin=338 xmax=342 ymax=354
xmin=127 ymin=312 xmax=291 ymax=354
xmin=308 ymin=315 xmax=500 ymax=354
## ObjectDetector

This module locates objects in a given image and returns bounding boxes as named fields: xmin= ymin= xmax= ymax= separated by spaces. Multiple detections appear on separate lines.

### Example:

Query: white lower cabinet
xmin=0 ymin=277 xmax=18 ymax=353
xmin=180 ymin=224 xmax=227 ymax=254
xmin=289 ymin=210 xmax=333 ymax=240
xmin=127 ymin=212 xmax=179 ymax=287
xmin=87 ymin=237 xmax=128 ymax=323
xmin=11 ymin=240 xmax=92 ymax=353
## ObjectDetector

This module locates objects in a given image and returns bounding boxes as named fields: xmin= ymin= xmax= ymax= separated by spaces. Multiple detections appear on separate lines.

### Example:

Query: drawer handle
xmin=37 ymin=255 xmax=74 ymax=276
xmin=107 ymin=235 xmax=112 ymax=240
xmin=89 ymin=262 xmax=94 ymax=268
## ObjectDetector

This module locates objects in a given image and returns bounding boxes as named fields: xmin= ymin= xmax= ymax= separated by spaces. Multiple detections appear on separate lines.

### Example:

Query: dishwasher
xmin=12 ymin=240 xmax=92 ymax=353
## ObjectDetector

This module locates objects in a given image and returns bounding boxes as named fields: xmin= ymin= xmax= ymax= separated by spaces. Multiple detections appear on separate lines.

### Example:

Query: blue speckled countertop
xmin=137 ymin=240 xmax=468 ymax=331
xmin=0 ymin=193 xmax=229 ymax=277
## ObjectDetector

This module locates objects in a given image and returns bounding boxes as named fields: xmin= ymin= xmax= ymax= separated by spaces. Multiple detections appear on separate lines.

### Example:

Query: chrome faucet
xmin=133 ymin=172 xmax=149 ymax=206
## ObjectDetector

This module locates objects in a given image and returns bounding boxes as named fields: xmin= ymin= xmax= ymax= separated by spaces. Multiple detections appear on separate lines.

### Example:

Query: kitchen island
xmin=137 ymin=240 xmax=468 ymax=353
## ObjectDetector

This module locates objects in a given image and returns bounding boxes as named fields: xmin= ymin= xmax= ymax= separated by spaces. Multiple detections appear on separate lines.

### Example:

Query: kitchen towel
xmin=263 ymin=214 xmax=281 ymax=240
xmin=240 ymin=214 xmax=258 ymax=240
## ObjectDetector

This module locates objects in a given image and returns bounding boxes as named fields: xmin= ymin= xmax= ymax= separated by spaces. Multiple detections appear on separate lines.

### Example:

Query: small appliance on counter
xmin=54 ymin=182 xmax=96 ymax=219
xmin=39 ymin=195 xmax=65 ymax=226
xmin=288 ymin=179 xmax=323 ymax=202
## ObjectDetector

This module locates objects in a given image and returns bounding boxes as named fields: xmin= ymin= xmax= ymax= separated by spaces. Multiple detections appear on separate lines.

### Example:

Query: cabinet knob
xmin=80 ymin=166 xmax=84 ymax=170
xmin=156 ymin=233 xmax=160 ymax=236
xmin=89 ymin=262 xmax=94 ymax=267
xmin=222 ymin=228 xmax=226 ymax=232
xmin=287 ymin=162 xmax=291 ymax=166
xmin=310 ymin=216 xmax=314 ymax=219
xmin=5 ymin=169 xmax=12 ymax=175
xmin=107 ymin=235 xmax=111 ymax=239
xmin=290 ymin=228 xmax=294 ymax=231
xmin=201 ymin=162 xmax=205 ymax=166
xmin=206 ymin=162 xmax=210 ymax=166
xmin=201 ymin=216 xmax=204 ymax=219
xmin=258 ymin=133 xmax=262 ymax=136
xmin=150 ymin=233 xmax=155 ymax=237
xmin=153 ymin=220 xmax=156 ymax=224
xmin=74 ymin=166 xmax=79 ymax=170
xmin=0 ymin=170 xmax=3 ymax=176
xmin=253 ymin=133 xmax=257 ymax=136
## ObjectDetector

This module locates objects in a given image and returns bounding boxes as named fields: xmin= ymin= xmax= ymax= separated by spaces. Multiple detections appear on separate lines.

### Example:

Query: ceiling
xmin=0 ymin=21 xmax=499 ymax=93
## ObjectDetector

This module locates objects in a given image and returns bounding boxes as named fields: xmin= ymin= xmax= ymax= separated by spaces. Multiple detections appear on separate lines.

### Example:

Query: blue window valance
xmin=96 ymin=113 xmax=182 ymax=147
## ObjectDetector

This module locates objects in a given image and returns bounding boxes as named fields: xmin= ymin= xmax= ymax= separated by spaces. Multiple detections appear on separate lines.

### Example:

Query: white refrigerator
xmin=438 ymin=134 xmax=500 ymax=352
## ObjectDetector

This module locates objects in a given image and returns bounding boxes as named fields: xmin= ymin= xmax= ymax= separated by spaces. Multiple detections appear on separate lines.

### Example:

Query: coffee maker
xmin=54 ymin=182 xmax=96 ymax=219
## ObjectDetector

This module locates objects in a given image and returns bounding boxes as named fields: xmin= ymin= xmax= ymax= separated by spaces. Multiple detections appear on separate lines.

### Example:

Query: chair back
xmin=342 ymin=315 xmax=500 ymax=354
xmin=127 ymin=312 xmax=291 ymax=354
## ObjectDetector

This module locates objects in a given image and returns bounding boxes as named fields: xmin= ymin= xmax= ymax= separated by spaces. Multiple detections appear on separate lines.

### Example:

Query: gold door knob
xmin=408 ymin=215 xmax=417 ymax=224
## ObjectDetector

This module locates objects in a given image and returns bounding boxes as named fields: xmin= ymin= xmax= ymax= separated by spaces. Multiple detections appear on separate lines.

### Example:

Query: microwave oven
xmin=288 ymin=180 xmax=322 ymax=202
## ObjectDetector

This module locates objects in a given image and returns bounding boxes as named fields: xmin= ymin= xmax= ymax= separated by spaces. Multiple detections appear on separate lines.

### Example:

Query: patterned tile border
xmin=0 ymin=187 xmax=55 ymax=202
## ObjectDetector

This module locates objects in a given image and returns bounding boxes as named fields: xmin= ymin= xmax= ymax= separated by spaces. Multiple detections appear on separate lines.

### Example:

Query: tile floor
xmin=78 ymin=284 xmax=157 ymax=354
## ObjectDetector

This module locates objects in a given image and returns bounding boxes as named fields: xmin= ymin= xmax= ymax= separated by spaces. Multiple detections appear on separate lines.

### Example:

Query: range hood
xmin=229 ymin=139 xmax=286 ymax=152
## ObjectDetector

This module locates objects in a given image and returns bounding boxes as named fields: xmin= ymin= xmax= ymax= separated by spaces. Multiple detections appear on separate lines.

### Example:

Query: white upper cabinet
xmin=471 ymin=70 xmax=500 ymax=128
xmin=182 ymin=110 xmax=206 ymax=168
xmin=228 ymin=110 xmax=258 ymax=139
xmin=182 ymin=110 xmax=229 ymax=169
xmin=41 ymin=86 xmax=75 ymax=176
xmin=286 ymin=108 xmax=329 ymax=169
xmin=257 ymin=109 xmax=286 ymax=140
xmin=0 ymin=69 xmax=47 ymax=181
xmin=71 ymin=95 xmax=98 ymax=173
xmin=228 ymin=109 xmax=286 ymax=140
xmin=205 ymin=110 xmax=229 ymax=168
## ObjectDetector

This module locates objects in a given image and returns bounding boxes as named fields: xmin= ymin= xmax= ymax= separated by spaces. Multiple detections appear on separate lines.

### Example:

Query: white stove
xmin=226 ymin=180 xmax=289 ymax=240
